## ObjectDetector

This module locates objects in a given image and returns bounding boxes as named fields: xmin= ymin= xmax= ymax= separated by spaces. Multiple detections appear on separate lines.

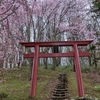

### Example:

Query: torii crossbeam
xmin=20 ymin=40 xmax=93 ymax=98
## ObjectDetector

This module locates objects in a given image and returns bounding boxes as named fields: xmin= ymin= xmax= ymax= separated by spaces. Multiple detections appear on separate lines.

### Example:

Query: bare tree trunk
xmin=43 ymin=58 xmax=48 ymax=69
xmin=93 ymin=49 xmax=97 ymax=68
xmin=28 ymin=58 xmax=33 ymax=80
xmin=0 ymin=61 xmax=3 ymax=68
xmin=52 ymin=58 xmax=56 ymax=70
xmin=88 ymin=56 xmax=92 ymax=66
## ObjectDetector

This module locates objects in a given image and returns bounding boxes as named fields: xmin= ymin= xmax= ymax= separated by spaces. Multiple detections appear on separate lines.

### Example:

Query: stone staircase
xmin=51 ymin=74 xmax=70 ymax=100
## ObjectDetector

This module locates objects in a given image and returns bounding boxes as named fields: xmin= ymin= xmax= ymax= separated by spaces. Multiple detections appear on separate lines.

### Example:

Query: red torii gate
xmin=20 ymin=40 xmax=93 ymax=98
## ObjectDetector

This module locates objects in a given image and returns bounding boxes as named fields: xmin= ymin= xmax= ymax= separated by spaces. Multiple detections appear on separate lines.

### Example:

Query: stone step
xmin=51 ymin=74 xmax=69 ymax=100
xmin=53 ymin=89 xmax=68 ymax=91
xmin=51 ymin=96 xmax=69 ymax=99
xmin=53 ymin=91 xmax=68 ymax=94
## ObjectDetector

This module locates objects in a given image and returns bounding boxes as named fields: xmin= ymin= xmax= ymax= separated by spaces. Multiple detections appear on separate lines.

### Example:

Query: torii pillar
xmin=20 ymin=40 xmax=93 ymax=98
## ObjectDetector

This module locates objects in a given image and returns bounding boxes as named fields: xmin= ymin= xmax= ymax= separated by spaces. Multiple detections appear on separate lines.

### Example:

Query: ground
xmin=68 ymin=71 xmax=100 ymax=99
xmin=0 ymin=66 xmax=100 ymax=100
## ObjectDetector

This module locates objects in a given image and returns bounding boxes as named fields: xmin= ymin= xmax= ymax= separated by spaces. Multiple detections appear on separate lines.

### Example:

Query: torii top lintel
xmin=20 ymin=40 xmax=93 ymax=47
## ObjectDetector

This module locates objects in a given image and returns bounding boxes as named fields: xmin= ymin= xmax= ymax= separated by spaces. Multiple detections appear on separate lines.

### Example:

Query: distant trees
xmin=0 ymin=0 xmax=99 ymax=69
xmin=0 ymin=0 xmax=28 ymax=68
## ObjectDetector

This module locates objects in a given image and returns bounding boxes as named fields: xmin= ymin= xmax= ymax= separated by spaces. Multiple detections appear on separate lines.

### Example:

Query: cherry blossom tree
xmin=0 ymin=0 xmax=97 ymax=68
xmin=30 ymin=0 xmax=96 ymax=69
xmin=0 ymin=0 xmax=30 ymax=68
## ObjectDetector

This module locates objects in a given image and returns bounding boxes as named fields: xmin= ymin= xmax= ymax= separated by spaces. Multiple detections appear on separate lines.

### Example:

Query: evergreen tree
xmin=92 ymin=0 xmax=100 ymax=16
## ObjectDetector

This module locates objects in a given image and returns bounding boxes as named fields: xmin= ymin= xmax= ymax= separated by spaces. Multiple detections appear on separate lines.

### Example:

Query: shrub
xmin=0 ymin=92 xmax=8 ymax=98
xmin=94 ymin=85 xmax=100 ymax=91
xmin=82 ymin=67 xmax=91 ymax=73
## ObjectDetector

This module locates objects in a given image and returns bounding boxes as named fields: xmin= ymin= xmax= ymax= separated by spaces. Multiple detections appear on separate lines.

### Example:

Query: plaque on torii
xmin=20 ymin=40 xmax=93 ymax=98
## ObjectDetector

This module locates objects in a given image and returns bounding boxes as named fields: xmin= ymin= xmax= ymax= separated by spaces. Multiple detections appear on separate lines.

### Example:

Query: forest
xmin=0 ymin=0 xmax=100 ymax=100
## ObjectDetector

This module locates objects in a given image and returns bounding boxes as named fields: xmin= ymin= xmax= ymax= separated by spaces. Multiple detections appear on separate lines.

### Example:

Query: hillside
xmin=0 ymin=66 xmax=100 ymax=100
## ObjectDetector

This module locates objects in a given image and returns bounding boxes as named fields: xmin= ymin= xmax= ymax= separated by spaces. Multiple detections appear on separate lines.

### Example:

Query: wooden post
xmin=31 ymin=45 xmax=39 ymax=97
xmin=73 ymin=44 xmax=84 ymax=97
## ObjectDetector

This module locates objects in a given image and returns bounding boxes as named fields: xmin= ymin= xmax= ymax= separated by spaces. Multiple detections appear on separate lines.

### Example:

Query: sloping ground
xmin=68 ymin=71 xmax=100 ymax=99
xmin=0 ymin=66 xmax=100 ymax=100
xmin=0 ymin=67 xmax=66 ymax=100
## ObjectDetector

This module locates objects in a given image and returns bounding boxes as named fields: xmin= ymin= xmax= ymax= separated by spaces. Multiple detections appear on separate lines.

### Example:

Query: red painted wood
xmin=31 ymin=46 xmax=39 ymax=97
xmin=20 ymin=40 xmax=93 ymax=47
xmin=73 ymin=44 xmax=84 ymax=97
xmin=24 ymin=52 xmax=90 ymax=58
xmin=20 ymin=40 xmax=93 ymax=98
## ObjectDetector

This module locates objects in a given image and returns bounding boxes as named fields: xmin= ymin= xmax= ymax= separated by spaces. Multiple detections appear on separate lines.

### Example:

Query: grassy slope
xmin=0 ymin=66 xmax=69 ymax=100
xmin=0 ymin=67 xmax=31 ymax=100
xmin=0 ymin=66 xmax=100 ymax=100
xmin=68 ymin=71 xmax=100 ymax=99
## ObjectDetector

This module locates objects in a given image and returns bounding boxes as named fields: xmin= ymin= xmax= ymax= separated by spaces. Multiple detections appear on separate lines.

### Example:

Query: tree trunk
xmin=52 ymin=58 xmax=56 ymax=70
xmin=29 ymin=58 xmax=33 ymax=80
xmin=88 ymin=56 xmax=92 ymax=66
xmin=43 ymin=58 xmax=48 ymax=69
xmin=0 ymin=61 xmax=3 ymax=68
